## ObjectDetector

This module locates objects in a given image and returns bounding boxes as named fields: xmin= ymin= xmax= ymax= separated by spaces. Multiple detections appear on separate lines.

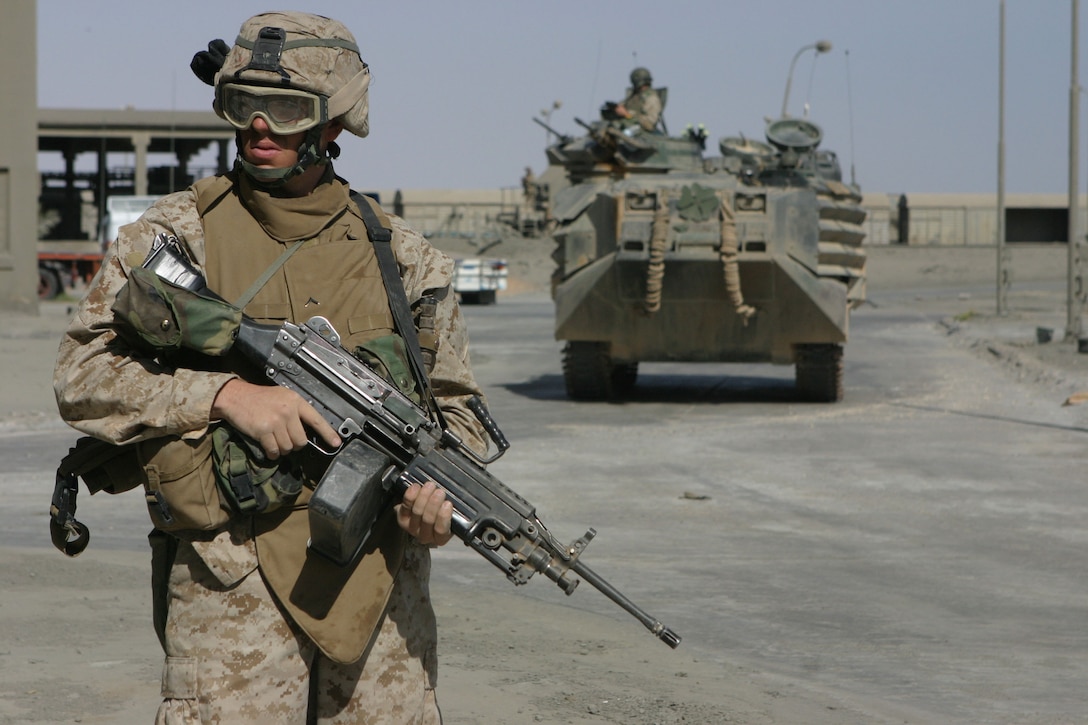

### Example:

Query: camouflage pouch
xmin=353 ymin=334 xmax=421 ymax=404
xmin=210 ymin=426 xmax=304 ymax=515
xmin=112 ymin=267 xmax=242 ymax=356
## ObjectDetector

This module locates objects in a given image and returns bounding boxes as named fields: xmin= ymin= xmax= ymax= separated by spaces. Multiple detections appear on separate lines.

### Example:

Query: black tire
xmin=563 ymin=341 xmax=612 ymax=400
xmin=459 ymin=291 xmax=480 ymax=305
xmin=611 ymin=361 xmax=639 ymax=395
xmin=38 ymin=268 xmax=61 ymax=300
xmin=795 ymin=343 xmax=844 ymax=402
xmin=478 ymin=289 xmax=497 ymax=305
xmin=562 ymin=342 xmax=638 ymax=400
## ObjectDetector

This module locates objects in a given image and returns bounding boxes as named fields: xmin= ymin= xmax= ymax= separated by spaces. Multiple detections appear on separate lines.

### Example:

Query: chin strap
xmin=236 ymin=125 xmax=338 ymax=188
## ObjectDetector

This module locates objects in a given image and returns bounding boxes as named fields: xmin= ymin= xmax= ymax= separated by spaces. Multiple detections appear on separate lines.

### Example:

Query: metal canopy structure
xmin=38 ymin=107 xmax=234 ymax=198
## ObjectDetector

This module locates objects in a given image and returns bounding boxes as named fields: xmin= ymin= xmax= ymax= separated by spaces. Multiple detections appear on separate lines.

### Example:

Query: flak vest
xmin=193 ymin=171 xmax=408 ymax=664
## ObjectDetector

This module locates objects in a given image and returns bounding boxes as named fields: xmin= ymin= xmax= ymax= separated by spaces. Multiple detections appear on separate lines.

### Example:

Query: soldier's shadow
xmin=506 ymin=371 xmax=801 ymax=404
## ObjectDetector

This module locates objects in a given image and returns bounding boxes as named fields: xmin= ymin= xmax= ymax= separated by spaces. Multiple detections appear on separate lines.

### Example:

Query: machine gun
xmin=75 ymin=234 xmax=681 ymax=648
xmin=572 ymin=116 xmax=656 ymax=163
xmin=532 ymin=116 xmax=573 ymax=146
xmin=231 ymin=313 xmax=680 ymax=648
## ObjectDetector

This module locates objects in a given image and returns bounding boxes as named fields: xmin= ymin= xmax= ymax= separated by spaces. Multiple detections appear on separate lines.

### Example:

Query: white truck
xmin=98 ymin=195 xmax=160 ymax=245
xmin=452 ymin=256 xmax=508 ymax=305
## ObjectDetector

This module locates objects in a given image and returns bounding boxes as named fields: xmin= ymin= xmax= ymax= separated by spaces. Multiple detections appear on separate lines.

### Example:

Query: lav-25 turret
xmin=534 ymin=47 xmax=866 ymax=402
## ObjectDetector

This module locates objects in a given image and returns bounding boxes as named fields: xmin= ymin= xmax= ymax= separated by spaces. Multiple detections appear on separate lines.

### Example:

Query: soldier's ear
xmin=323 ymin=121 xmax=345 ymax=145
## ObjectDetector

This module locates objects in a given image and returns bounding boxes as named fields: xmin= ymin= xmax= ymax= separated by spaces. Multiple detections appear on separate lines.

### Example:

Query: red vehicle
xmin=38 ymin=195 xmax=158 ymax=300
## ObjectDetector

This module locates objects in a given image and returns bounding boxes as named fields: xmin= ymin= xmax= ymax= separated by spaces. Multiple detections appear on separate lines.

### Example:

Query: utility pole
xmin=997 ymin=0 xmax=1009 ymax=316
xmin=1068 ymin=0 xmax=1084 ymax=340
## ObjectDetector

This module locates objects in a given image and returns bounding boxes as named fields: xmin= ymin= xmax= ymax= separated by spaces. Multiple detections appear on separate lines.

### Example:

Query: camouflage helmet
xmin=214 ymin=12 xmax=371 ymax=138
xmin=630 ymin=67 xmax=653 ymax=89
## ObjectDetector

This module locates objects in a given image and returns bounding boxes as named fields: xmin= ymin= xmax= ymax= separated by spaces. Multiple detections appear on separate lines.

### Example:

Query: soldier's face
xmin=239 ymin=117 xmax=344 ymax=173
xmin=239 ymin=116 xmax=307 ymax=169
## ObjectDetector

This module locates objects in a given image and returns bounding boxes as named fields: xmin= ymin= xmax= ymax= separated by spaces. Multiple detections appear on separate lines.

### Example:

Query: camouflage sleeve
xmin=53 ymin=191 xmax=237 ymax=445
xmin=388 ymin=215 xmax=489 ymax=456
xmin=638 ymin=91 xmax=663 ymax=132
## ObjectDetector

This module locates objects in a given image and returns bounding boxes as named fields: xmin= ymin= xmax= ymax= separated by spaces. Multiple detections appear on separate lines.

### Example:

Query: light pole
xmin=1069 ymin=0 xmax=1085 ymax=341
xmin=997 ymin=0 xmax=1009 ymax=316
xmin=780 ymin=40 xmax=833 ymax=118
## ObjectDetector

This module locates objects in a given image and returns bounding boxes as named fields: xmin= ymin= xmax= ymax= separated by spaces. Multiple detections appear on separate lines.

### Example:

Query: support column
xmin=131 ymin=131 xmax=151 ymax=196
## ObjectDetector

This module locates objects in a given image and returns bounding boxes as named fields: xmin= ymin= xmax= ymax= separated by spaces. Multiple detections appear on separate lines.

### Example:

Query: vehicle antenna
xmin=588 ymin=36 xmax=602 ymax=115
xmin=845 ymin=49 xmax=857 ymax=187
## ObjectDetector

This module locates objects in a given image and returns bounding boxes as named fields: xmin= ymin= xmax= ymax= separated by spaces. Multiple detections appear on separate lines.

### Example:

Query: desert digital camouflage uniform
xmin=54 ymin=167 xmax=485 ymax=718
xmin=55 ymin=167 xmax=485 ymax=723
xmin=622 ymin=87 xmax=663 ymax=133
xmin=54 ymin=12 xmax=489 ymax=721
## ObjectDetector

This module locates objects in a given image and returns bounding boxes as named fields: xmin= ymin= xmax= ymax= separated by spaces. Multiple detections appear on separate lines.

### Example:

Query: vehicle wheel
xmin=795 ymin=343 xmax=844 ymax=402
xmin=38 ymin=268 xmax=61 ymax=300
xmin=563 ymin=341 xmax=614 ymax=400
xmin=611 ymin=361 xmax=639 ymax=395
xmin=478 ymin=289 xmax=497 ymax=305
xmin=460 ymin=291 xmax=480 ymax=305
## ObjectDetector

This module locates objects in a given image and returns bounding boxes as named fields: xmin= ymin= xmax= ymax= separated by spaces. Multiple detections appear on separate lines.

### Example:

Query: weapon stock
xmin=233 ymin=314 xmax=681 ymax=648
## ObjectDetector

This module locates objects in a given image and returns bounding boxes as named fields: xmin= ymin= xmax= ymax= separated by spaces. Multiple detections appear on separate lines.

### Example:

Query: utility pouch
xmin=138 ymin=435 xmax=229 ymax=532
xmin=412 ymin=294 xmax=439 ymax=373
xmin=210 ymin=426 xmax=304 ymax=515
xmin=352 ymin=334 xmax=420 ymax=404
xmin=112 ymin=266 xmax=241 ymax=356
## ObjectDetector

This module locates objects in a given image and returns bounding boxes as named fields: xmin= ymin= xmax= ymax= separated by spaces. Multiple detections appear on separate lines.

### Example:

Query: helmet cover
xmin=215 ymin=11 xmax=370 ymax=137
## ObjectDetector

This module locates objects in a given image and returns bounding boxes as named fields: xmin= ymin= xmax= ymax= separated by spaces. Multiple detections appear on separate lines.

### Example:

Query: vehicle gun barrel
xmin=532 ymin=116 xmax=572 ymax=145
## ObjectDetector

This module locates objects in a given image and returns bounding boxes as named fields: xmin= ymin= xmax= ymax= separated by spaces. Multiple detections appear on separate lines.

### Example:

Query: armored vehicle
xmin=535 ymin=94 xmax=866 ymax=402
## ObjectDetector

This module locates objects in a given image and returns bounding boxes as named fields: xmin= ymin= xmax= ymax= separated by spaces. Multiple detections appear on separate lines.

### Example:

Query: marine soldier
xmin=613 ymin=67 xmax=663 ymax=133
xmin=53 ymin=11 xmax=486 ymax=723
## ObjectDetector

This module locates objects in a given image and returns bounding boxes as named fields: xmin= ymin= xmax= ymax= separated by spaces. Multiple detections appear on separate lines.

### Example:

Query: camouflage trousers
xmin=154 ymin=538 xmax=442 ymax=724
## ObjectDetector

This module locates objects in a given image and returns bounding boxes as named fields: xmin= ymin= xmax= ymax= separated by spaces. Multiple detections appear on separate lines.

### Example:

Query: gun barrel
xmin=572 ymin=559 xmax=681 ymax=649
xmin=532 ymin=116 xmax=571 ymax=145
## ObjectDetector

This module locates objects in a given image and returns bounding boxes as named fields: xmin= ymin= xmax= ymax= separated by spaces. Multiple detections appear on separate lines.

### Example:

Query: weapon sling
xmin=349 ymin=191 xmax=446 ymax=428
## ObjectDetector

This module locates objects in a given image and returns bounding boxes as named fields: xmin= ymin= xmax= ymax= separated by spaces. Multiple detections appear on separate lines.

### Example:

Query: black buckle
xmin=49 ymin=471 xmax=90 ymax=557
xmin=244 ymin=26 xmax=290 ymax=82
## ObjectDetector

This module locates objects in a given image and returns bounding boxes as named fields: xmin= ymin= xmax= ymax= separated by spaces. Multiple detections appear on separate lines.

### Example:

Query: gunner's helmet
xmin=630 ymin=67 xmax=653 ymax=89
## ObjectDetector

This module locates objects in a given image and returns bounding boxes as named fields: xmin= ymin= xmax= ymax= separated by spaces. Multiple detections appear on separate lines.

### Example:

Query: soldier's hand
xmin=397 ymin=480 xmax=454 ymax=546
xmin=211 ymin=379 xmax=341 ymax=459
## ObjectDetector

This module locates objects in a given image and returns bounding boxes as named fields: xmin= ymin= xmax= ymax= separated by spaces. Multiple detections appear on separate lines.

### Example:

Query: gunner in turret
xmin=613 ymin=67 xmax=662 ymax=133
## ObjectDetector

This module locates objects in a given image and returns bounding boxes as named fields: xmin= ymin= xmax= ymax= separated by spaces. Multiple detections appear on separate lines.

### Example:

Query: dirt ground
xmin=1 ymin=242 xmax=1082 ymax=724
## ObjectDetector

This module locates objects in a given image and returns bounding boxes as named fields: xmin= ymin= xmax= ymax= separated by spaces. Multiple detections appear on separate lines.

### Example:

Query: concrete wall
xmin=880 ymin=192 xmax=1087 ymax=247
xmin=377 ymin=187 xmax=1087 ymax=250
xmin=374 ymin=187 xmax=532 ymax=239
xmin=0 ymin=0 xmax=39 ymax=312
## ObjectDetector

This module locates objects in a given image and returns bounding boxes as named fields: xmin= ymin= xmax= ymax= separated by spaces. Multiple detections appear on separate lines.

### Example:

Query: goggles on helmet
xmin=218 ymin=83 xmax=328 ymax=134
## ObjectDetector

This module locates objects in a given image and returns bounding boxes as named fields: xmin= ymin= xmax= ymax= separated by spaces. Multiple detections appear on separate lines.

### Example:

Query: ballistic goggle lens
xmin=220 ymin=84 xmax=325 ymax=134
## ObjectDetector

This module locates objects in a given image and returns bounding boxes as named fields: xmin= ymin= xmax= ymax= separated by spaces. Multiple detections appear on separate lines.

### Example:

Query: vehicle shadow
xmin=505 ymin=371 xmax=802 ymax=404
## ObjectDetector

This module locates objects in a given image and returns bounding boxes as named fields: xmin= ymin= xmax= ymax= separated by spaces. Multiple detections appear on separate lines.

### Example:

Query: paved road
xmin=4 ymin=288 xmax=1088 ymax=723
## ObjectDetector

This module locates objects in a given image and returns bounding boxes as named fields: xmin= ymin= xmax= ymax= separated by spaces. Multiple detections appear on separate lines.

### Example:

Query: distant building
xmin=38 ymin=108 xmax=233 ymax=243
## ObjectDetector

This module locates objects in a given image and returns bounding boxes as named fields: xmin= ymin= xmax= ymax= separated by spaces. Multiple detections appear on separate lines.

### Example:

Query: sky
xmin=33 ymin=0 xmax=1088 ymax=196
